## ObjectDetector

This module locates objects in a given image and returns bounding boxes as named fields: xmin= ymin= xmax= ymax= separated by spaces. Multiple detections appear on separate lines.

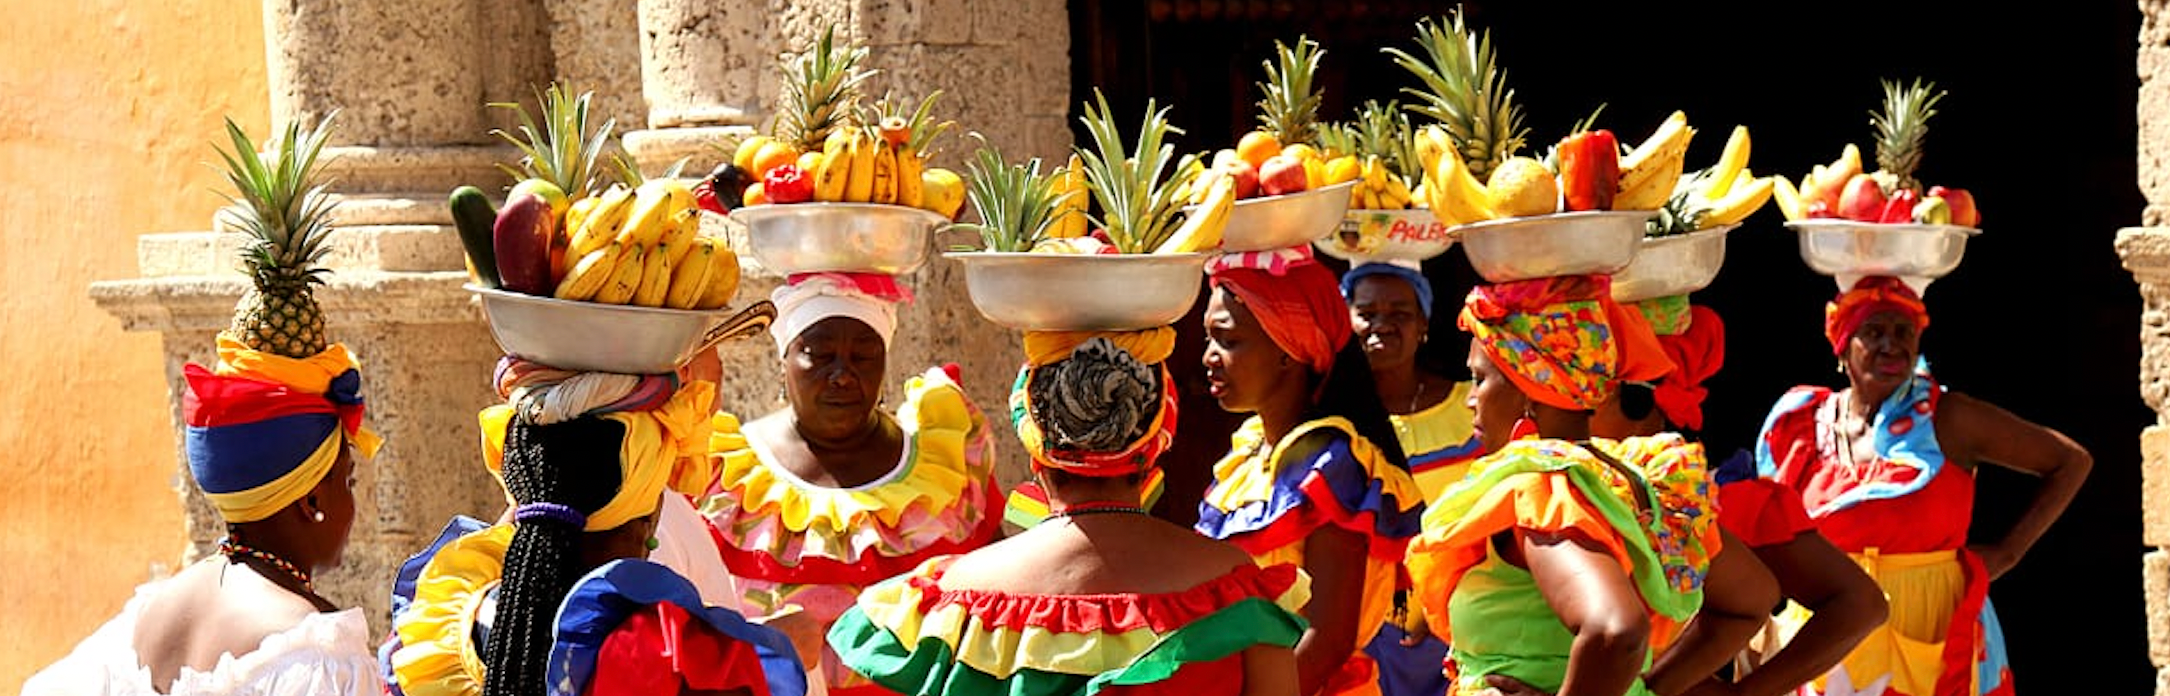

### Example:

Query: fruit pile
xmin=1646 ymin=123 xmax=1778 ymax=236
xmin=1175 ymin=36 xmax=1332 ymax=208
xmin=694 ymin=28 xmax=968 ymax=222
xmin=1773 ymin=79 xmax=1979 ymax=227
xmin=454 ymin=85 xmax=740 ymax=311
xmin=1321 ymin=100 xmax=1421 ymax=211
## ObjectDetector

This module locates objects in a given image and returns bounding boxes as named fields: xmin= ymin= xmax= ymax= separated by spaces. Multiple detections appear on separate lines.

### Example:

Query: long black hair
xmin=481 ymin=416 xmax=626 ymax=696
xmin=1306 ymin=338 xmax=1411 ymax=471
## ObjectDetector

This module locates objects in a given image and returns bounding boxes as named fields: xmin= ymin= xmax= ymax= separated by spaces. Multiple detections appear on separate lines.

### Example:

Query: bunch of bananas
xmin=1614 ymin=111 xmax=1695 ymax=211
xmin=554 ymin=178 xmax=741 ymax=310
xmin=1333 ymin=155 xmax=1414 ymax=210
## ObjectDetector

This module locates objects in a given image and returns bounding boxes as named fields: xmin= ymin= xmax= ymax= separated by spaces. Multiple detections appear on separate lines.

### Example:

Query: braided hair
xmin=1027 ymin=336 xmax=1161 ymax=489
xmin=1307 ymin=338 xmax=1411 ymax=471
xmin=481 ymin=416 xmax=626 ymax=696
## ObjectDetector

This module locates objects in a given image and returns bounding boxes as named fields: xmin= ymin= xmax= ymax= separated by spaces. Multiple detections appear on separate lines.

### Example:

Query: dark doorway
xmin=1071 ymin=1 xmax=2152 ymax=692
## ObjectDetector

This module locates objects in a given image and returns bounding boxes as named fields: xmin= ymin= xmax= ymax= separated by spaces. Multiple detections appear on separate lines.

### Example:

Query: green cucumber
xmin=449 ymin=185 xmax=501 ymax=288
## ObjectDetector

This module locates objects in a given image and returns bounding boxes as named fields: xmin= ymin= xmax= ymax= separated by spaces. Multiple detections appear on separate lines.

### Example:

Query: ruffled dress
xmin=22 ymin=578 xmax=381 ymax=696
xmin=378 ymin=510 xmax=803 ymax=696
xmin=1194 ymin=417 xmax=1426 ymax=696
xmin=827 ymin=556 xmax=1311 ymax=696
xmin=1403 ymin=435 xmax=1721 ymax=696
xmin=1366 ymin=382 xmax=1485 ymax=696
xmin=1747 ymin=366 xmax=2014 ymax=696
xmin=701 ymin=367 xmax=1003 ymax=696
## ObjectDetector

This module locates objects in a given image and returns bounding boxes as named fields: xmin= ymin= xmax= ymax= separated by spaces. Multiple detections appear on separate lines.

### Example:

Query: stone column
xmin=619 ymin=0 xmax=767 ymax=181
xmin=2122 ymin=5 xmax=2170 ymax=693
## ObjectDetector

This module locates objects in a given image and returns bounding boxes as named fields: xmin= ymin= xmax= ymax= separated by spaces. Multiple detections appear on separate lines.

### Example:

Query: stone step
xmin=138 ymin=225 xmax=466 ymax=277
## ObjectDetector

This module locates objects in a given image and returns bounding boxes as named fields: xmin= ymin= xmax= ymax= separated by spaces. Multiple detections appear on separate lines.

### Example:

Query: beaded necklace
xmin=1044 ymin=500 xmax=1152 ymax=520
xmin=219 ymin=537 xmax=314 ymax=594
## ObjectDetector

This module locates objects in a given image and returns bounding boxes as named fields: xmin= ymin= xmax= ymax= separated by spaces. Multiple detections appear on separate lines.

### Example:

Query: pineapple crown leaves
xmin=1256 ymin=35 xmax=1326 ymax=146
xmin=778 ymin=26 xmax=878 ymax=151
xmin=489 ymin=83 xmax=616 ymax=198
xmin=1352 ymin=99 xmax=1424 ymax=182
xmin=1869 ymin=77 xmax=1946 ymax=189
xmin=1384 ymin=10 xmax=1528 ymax=180
xmin=863 ymin=90 xmax=957 ymax=155
xmin=1075 ymin=88 xmax=1198 ymax=254
xmin=212 ymin=111 xmax=341 ymax=285
xmin=1316 ymin=122 xmax=1360 ymax=160
xmin=955 ymin=132 xmax=1068 ymax=253
xmin=609 ymin=152 xmax=693 ymax=188
xmin=1648 ymin=167 xmax=1713 ymax=237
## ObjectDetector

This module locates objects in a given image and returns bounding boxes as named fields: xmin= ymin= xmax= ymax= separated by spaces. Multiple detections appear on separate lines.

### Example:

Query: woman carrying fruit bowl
xmin=1589 ymin=299 xmax=1893 ymax=696
xmin=826 ymin=330 xmax=1310 ymax=696
xmin=696 ymin=273 xmax=1004 ymax=696
xmin=1732 ymin=276 xmax=2089 ymax=696
xmin=1338 ymin=258 xmax=1482 ymax=696
xmin=1194 ymin=249 xmax=1427 ymax=696
xmin=1401 ymin=274 xmax=1784 ymax=696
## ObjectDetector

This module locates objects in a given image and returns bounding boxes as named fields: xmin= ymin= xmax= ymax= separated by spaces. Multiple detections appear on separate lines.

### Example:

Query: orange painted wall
xmin=0 ymin=0 xmax=267 ymax=690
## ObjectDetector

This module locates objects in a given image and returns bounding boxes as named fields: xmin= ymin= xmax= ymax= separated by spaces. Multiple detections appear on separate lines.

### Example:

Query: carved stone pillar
xmin=2124 ymin=6 xmax=2170 ymax=692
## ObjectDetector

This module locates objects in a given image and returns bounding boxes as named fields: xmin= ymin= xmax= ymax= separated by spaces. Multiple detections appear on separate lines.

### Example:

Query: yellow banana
xmin=1704 ymin=125 xmax=1752 ymax=200
xmin=565 ymin=195 xmax=600 ymax=241
xmin=632 ymin=243 xmax=674 ymax=307
xmin=1358 ymin=184 xmax=1381 ymax=211
xmin=1155 ymin=175 xmax=1236 ymax=254
xmin=1701 ymin=175 xmax=1775 ymax=228
xmin=569 ymin=184 xmax=634 ymax=257
xmin=553 ymin=243 xmax=622 ymax=302
xmin=1771 ymin=174 xmax=1803 ymax=222
xmin=661 ymin=208 xmax=702 ymax=266
xmin=870 ymin=140 xmax=899 ymax=204
xmin=1616 ymin=111 xmax=1695 ymax=209
xmin=1053 ymin=154 xmax=1090 ymax=238
xmin=896 ymin=146 xmax=925 ymax=209
xmin=1415 ymin=125 xmax=1450 ymax=175
xmin=665 ymin=238 xmax=716 ymax=310
xmin=695 ymin=240 xmax=742 ymax=310
xmin=815 ymin=129 xmax=852 ymax=202
xmin=617 ymin=179 xmax=683 ymax=247
xmin=1429 ymin=143 xmax=1494 ymax=226
xmin=844 ymin=130 xmax=876 ymax=203
xmin=1383 ymin=177 xmax=1412 ymax=210
xmin=593 ymin=243 xmax=647 ymax=305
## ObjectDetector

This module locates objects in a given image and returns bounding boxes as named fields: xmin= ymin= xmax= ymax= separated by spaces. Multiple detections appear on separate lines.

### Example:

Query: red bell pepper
xmin=763 ymin=164 xmax=814 ymax=204
xmin=1557 ymin=130 xmax=1620 ymax=211
xmin=1879 ymin=188 xmax=1920 ymax=224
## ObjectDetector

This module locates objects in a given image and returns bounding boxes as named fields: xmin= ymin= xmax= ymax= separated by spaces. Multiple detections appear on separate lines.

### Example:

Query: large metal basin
xmin=1213 ymin=180 xmax=1358 ymax=252
xmin=947 ymin=252 xmax=1210 ymax=331
xmin=1788 ymin=219 xmax=1980 ymax=295
xmin=1454 ymin=210 xmax=1653 ymax=283
xmin=1611 ymin=225 xmax=1735 ymax=302
xmin=727 ymin=202 xmax=942 ymax=275
xmin=470 ymin=285 xmax=773 ymax=374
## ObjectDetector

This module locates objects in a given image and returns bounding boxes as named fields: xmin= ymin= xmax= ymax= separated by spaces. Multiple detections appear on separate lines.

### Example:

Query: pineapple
xmin=490 ymin=83 xmax=614 ymax=197
xmin=1257 ymin=35 xmax=1325 ymax=147
xmin=777 ymin=26 xmax=876 ymax=153
xmin=1075 ymin=89 xmax=1197 ymax=253
xmin=1353 ymin=100 xmax=1423 ymax=182
xmin=1869 ymin=78 xmax=1945 ymax=194
xmin=1385 ymin=11 xmax=1527 ymax=182
xmin=957 ymin=133 xmax=1068 ymax=253
xmin=213 ymin=115 xmax=340 ymax=358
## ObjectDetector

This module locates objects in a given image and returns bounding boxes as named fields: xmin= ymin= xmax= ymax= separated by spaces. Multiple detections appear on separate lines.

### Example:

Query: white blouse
xmin=21 ymin=582 xmax=381 ymax=696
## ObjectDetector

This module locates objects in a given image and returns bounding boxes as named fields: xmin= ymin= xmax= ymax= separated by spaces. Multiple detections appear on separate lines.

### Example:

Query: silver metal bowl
xmin=727 ymin=202 xmax=943 ymax=275
xmin=1788 ymin=220 xmax=1981 ymax=294
xmin=946 ymin=252 xmax=1210 ymax=331
xmin=1454 ymin=210 xmax=1654 ymax=283
xmin=1212 ymin=180 xmax=1358 ymax=252
xmin=1610 ymin=225 xmax=1737 ymax=302
xmin=469 ymin=285 xmax=771 ymax=374
xmin=1314 ymin=209 xmax=1454 ymax=263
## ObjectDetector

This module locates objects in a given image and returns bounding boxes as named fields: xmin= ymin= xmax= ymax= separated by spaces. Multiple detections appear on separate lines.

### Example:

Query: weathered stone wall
xmin=2123 ymin=3 xmax=2170 ymax=693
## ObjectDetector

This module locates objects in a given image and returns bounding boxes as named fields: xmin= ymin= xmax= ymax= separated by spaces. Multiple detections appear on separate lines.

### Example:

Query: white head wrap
xmin=769 ymin=275 xmax=898 ymax=354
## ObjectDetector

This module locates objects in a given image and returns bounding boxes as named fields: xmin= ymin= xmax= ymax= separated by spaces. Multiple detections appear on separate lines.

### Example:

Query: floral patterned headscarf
xmin=1459 ymin=275 xmax=1674 ymax=411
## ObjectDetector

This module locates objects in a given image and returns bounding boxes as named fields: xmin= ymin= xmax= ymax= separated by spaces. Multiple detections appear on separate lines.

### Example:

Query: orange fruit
xmin=1236 ymin=131 xmax=1282 ymax=169
xmin=741 ymin=181 xmax=770 ymax=207
xmin=752 ymin=140 xmax=801 ymax=180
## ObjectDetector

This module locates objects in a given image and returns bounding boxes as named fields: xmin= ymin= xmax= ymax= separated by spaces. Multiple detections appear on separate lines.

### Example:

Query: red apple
xmin=1837 ymin=174 xmax=1887 ymax=222
xmin=1257 ymin=154 xmax=1309 ymax=197
xmin=1927 ymin=185 xmax=1979 ymax=227
xmin=1219 ymin=159 xmax=1261 ymax=199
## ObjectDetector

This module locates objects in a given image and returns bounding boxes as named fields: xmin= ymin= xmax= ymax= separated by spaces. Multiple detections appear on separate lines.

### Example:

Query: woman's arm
xmin=1522 ymin=528 xmax=1651 ymax=696
xmin=1939 ymin=392 xmax=2093 ymax=580
xmin=1725 ymin=531 xmax=1887 ymax=696
xmin=1644 ymin=528 xmax=1780 ymax=696
xmin=1295 ymin=525 xmax=1369 ymax=696
xmin=1242 ymin=644 xmax=1302 ymax=696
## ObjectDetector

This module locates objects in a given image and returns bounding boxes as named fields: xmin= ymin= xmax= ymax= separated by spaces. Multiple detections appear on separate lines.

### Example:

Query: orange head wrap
xmin=1206 ymin=253 xmax=1352 ymax=377
xmin=1825 ymin=276 xmax=1929 ymax=356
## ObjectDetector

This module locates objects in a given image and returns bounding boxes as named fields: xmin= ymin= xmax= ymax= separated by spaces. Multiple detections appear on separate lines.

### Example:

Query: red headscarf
xmin=1459 ymin=275 xmax=1674 ymax=412
xmin=1824 ymin=276 xmax=1930 ymax=356
xmin=1207 ymin=254 xmax=1352 ymax=377
xmin=1654 ymin=305 xmax=1725 ymax=431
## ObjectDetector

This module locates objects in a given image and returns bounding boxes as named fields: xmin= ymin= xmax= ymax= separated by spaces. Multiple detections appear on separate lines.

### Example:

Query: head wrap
xmin=1011 ymin=333 xmax=1178 ymax=477
xmin=1653 ymin=305 xmax=1725 ymax=431
xmin=1340 ymin=259 xmax=1434 ymax=318
xmin=1206 ymin=249 xmax=1353 ymax=376
xmin=1459 ymin=275 xmax=1675 ymax=412
xmin=1824 ymin=276 xmax=1929 ymax=356
xmin=479 ymin=379 xmax=718 ymax=532
xmin=183 ymin=336 xmax=382 ymax=523
xmin=769 ymin=273 xmax=908 ymax=355
xmin=549 ymin=559 xmax=808 ymax=696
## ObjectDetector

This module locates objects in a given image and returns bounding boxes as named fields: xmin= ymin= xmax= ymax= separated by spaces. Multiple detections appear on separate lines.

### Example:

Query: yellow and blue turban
xmin=183 ymin=336 xmax=382 ymax=523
